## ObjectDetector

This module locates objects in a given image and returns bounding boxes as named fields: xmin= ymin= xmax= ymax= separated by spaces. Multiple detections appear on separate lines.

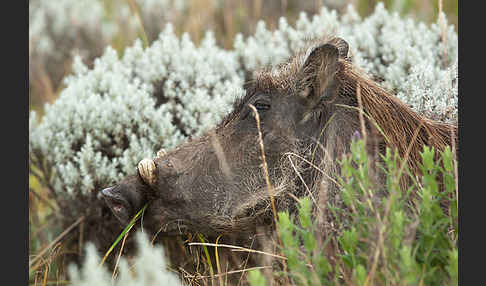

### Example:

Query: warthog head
xmin=102 ymin=37 xmax=457 ymax=237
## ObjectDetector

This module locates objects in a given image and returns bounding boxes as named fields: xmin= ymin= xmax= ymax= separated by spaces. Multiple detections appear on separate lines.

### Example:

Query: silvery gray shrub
xmin=29 ymin=3 xmax=458 ymax=284
xmin=68 ymin=231 xmax=182 ymax=286
xmin=29 ymin=0 xmax=188 ymax=90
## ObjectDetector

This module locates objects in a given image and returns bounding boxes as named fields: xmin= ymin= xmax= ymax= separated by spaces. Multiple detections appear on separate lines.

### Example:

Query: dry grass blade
xmin=237 ymin=236 xmax=256 ymax=286
xmin=31 ymin=281 xmax=70 ymax=285
xmin=397 ymin=121 xmax=424 ymax=182
xmin=127 ymin=0 xmax=149 ymax=47
xmin=284 ymin=152 xmax=342 ymax=188
xmin=248 ymin=102 xmax=292 ymax=286
xmin=184 ymin=266 xmax=273 ymax=280
xmin=363 ymin=198 xmax=392 ymax=286
xmin=438 ymin=0 xmax=447 ymax=62
xmin=112 ymin=229 xmax=131 ymax=281
xmin=78 ymin=218 xmax=84 ymax=256
xmin=188 ymin=242 xmax=287 ymax=260
xmin=450 ymin=126 xmax=458 ymax=209
xmin=286 ymin=154 xmax=320 ymax=212
xmin=215 ymin=235 xmax=224 ymax=286
xmin=32 ymin=68 xmax=56 ymax=104
xmin=356 ymin=84 xmax=367 ymax=144
xmin=29 ymin=216 xmax=85 ymax=270
xmin=248 ymin=104 xmax=278 ymax=230
xmin=41 ymin=261 xmax=49 ymax=286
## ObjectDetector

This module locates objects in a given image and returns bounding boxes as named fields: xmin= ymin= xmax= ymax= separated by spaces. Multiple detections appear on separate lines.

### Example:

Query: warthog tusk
xmin=138 ymin=158 xmax=156 ymax=185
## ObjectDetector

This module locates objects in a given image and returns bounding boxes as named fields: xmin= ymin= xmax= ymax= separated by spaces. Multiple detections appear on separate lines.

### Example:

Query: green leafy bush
xmin=251 ymin=139 xmax=457 ymax=285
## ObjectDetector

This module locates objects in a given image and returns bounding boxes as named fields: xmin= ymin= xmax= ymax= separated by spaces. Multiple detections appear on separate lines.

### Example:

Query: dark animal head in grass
xmin=102 ymin=37 xmax=457 ymax=237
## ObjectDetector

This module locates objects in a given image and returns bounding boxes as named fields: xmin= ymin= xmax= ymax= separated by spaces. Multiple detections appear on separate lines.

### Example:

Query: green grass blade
xmin=99 ymin=203 xmax=148 ymax=266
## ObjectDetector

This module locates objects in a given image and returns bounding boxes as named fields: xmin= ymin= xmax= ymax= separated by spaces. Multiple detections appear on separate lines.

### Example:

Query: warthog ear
xmin=299 ymin=43 xmax=342 ymax=104
xmin=327 ymin=37 xmax=349 ymax=60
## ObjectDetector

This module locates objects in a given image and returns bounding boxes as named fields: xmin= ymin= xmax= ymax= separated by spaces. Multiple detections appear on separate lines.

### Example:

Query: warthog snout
xmin=101 ymin=176 xmax=148 ymax=226
xmin=103 ymin=151 xmax=187 ymax=231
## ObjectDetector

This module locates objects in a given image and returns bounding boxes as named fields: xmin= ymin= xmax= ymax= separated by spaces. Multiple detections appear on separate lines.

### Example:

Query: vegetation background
xmin=29 ymin=0 xmax=458 ymax=285
xmin=29 ymin=0 xmax=457 ymax=115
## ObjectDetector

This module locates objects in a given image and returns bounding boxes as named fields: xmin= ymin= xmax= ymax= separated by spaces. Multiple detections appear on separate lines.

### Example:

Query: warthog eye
xmin=254 ymin=101 xmax=270 ymax=111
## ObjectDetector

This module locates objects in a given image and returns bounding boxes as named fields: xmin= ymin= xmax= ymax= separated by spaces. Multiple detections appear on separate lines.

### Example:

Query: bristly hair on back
xmin=340 ymin=65 xmax=457 ymax=181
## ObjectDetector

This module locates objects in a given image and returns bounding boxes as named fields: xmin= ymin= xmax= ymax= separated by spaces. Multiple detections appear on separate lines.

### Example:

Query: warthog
xmin=102 ymin=37 xmax=457 ymax=238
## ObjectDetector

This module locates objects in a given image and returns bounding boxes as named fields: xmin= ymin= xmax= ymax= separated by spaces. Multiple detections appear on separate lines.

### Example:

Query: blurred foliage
xmin=357 ymin=0 xmax=457 ymax=27
xmin=29 ymin=0 xmax=458 ymax=115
